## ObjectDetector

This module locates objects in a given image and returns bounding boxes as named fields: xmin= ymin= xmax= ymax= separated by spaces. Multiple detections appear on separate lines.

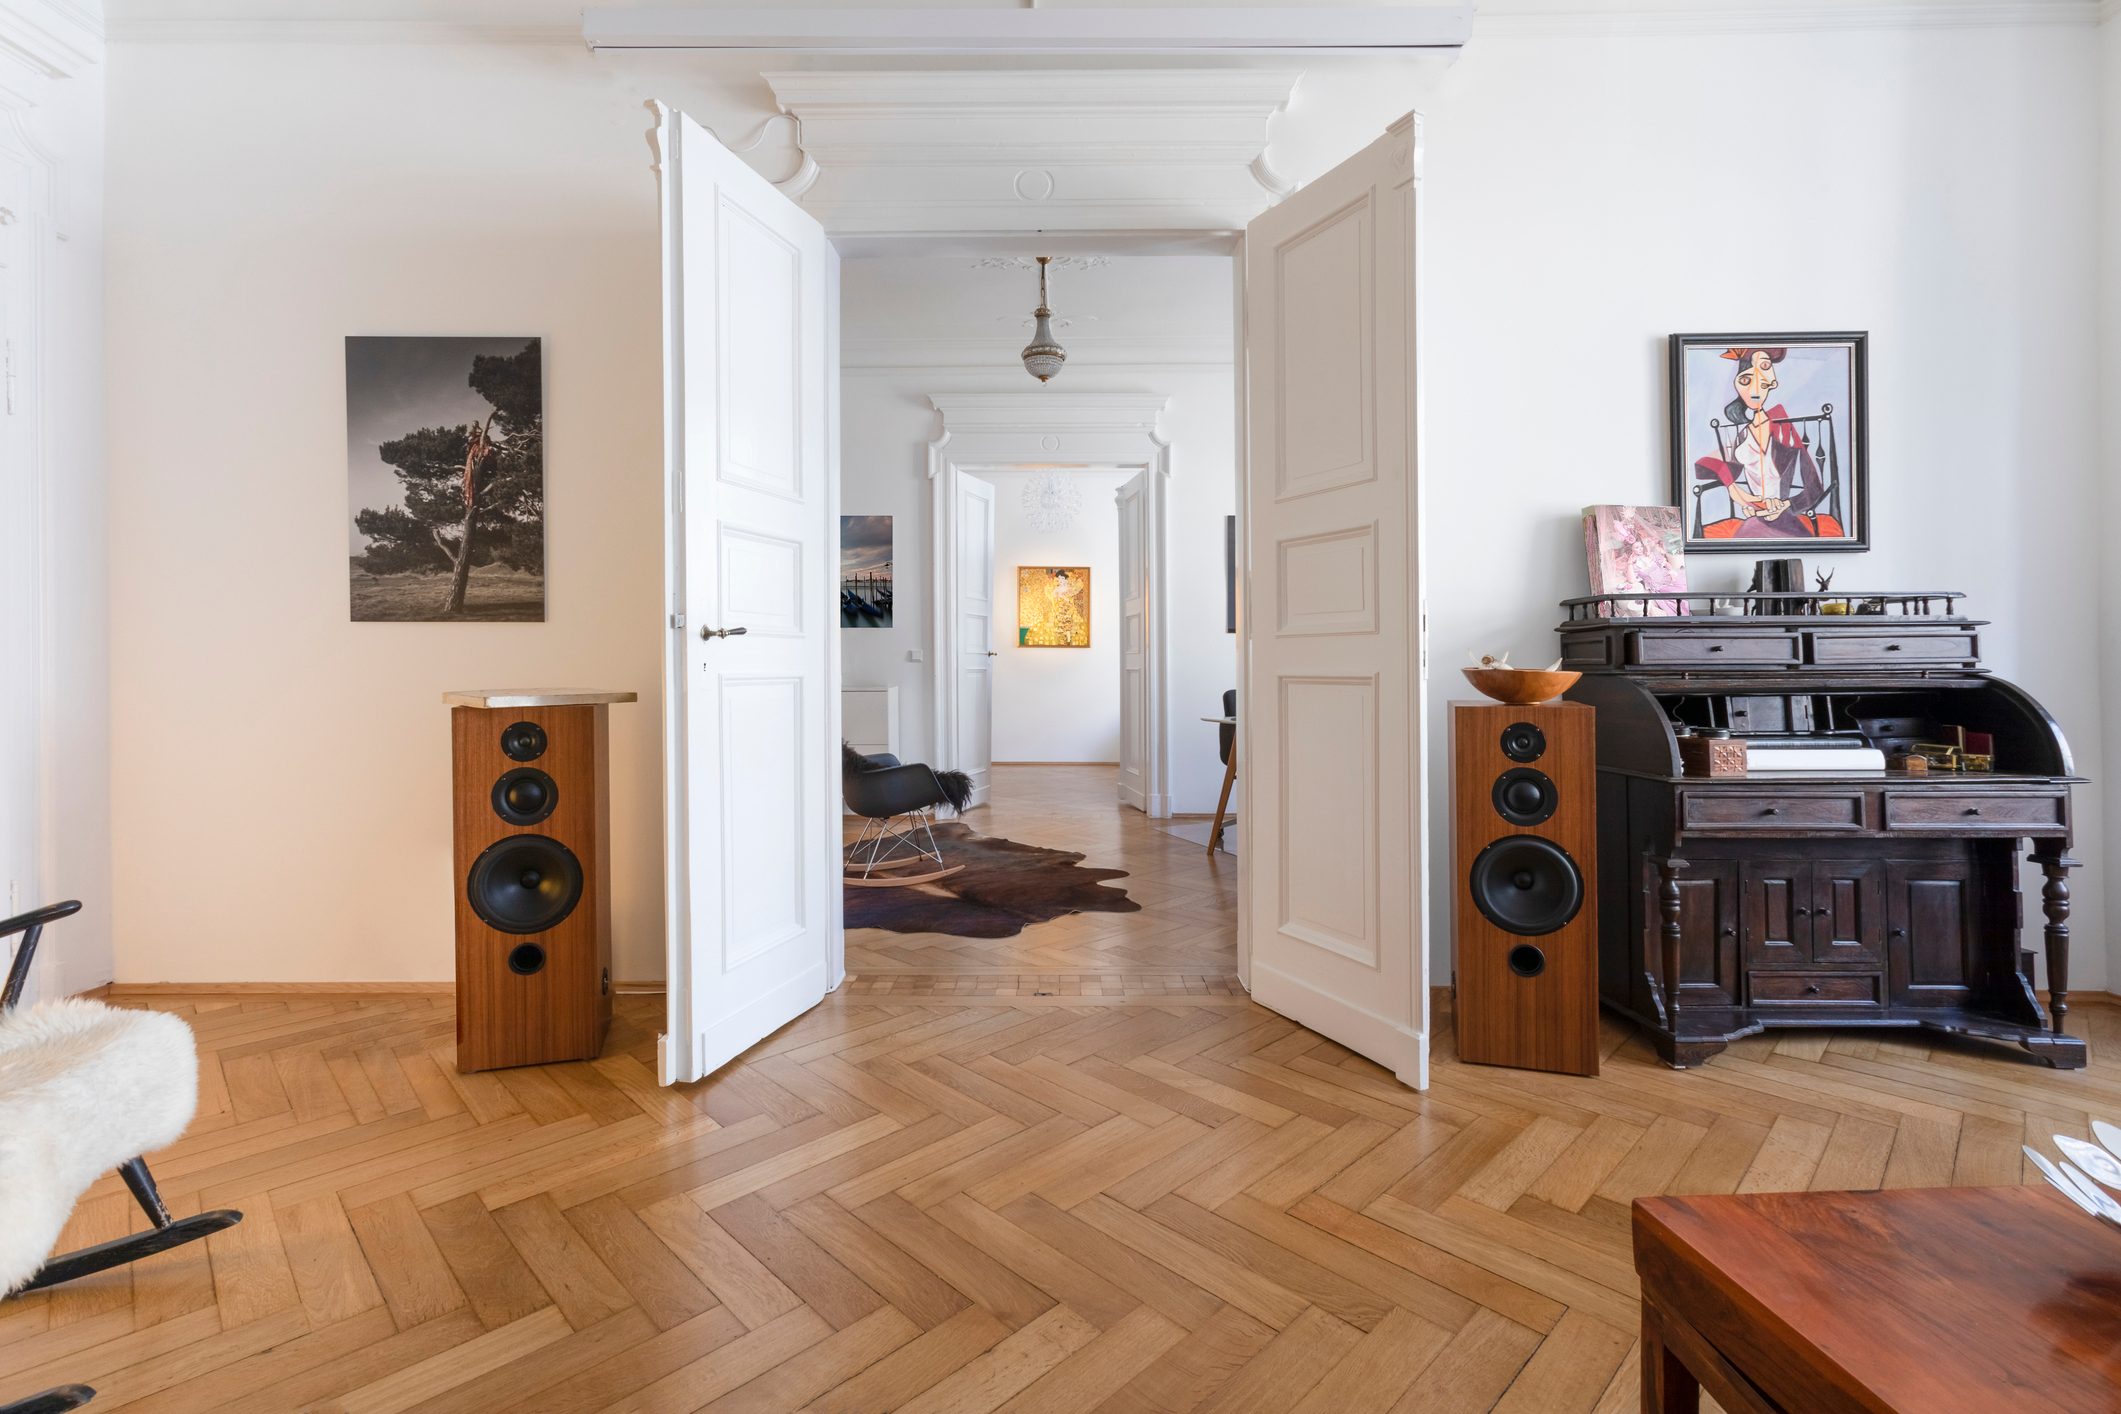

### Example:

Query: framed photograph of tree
xmin=1669 ymin=331 xmax=1868 ymax=552
xmin=346 ymin=335 xmax=544 ymax=621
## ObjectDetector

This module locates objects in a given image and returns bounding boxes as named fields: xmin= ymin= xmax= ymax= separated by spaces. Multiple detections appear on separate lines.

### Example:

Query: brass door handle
xmin=700 ymin=626 xmax=748 ymax=641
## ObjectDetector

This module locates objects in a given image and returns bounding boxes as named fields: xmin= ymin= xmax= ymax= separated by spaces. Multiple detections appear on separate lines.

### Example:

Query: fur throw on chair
xmin=0 ymin=1000 xmax=200 ymax=1293
xmin=842 ymin=742 xmax=975 ymax=815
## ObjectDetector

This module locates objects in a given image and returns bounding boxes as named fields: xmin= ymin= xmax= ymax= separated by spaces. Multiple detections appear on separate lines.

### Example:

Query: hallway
xmin=846 ymin=765 xmax=1238 ymax=996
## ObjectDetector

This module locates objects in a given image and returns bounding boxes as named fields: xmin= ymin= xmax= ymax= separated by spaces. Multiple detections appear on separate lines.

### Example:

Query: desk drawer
xmin=1750 ymin=971 xmax=1883 ymax=1006
xmin=1682 ymin=791 xmax=1867 ymax=833
xmin=1633 ymin=631 xmax=1800 ymax=667
xmin=1883 ymin=791 xmax=2065 ymax=834
xmin=1808 ymin=629 xmax=1978 ymax=667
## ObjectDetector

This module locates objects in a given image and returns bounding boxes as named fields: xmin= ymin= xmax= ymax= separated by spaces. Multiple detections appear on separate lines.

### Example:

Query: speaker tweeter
xmin=1500 ymin=721 xmax=1546 ymax=763
xmin=500 ymin=721 xmax=548 ymax=762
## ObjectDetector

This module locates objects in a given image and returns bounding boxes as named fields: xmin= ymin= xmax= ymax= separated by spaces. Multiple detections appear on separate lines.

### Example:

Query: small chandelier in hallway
xmin=1020 ymin=255 xmax=1066 ymax=383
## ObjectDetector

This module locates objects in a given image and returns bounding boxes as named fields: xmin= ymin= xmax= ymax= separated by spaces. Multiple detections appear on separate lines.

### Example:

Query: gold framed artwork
xmin=1017 ymin=566 xmax=1090 ymax=647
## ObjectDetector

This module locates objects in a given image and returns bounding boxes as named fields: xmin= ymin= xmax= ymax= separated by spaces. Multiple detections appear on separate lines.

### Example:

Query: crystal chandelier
xmin=1021 ymin=472 xmax=1082 ymax=531
xmin=1020 ymin=255 xmax=1066 ymax=383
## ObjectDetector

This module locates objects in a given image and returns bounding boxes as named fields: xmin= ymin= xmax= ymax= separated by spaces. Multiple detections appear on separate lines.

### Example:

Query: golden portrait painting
xmin=1017 ymin=566 xmax=1090 ymax=647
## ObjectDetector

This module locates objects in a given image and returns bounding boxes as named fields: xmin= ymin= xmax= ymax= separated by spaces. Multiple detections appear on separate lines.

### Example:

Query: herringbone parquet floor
xmin=4 ymin=766 xmax=2117 ymax=1412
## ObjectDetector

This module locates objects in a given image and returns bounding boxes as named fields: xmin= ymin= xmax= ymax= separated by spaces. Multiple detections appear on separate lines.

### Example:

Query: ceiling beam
xmin=581 ymin=6 xmax=1474 ymax=55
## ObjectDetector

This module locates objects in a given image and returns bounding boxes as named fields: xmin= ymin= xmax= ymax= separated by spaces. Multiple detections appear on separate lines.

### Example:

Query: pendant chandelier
xmin=1020 ymin=255 xmax=1066 ymax=383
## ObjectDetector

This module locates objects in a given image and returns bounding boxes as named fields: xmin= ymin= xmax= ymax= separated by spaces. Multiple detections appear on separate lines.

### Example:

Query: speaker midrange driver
xmin=1491 ymin=766 xmax=1558 ymax=827
xmin=492 ymin=766 xmax=558 ymax=826
xmin=467 ymin=835 xmax=583 ymax=935
xmin=1468 ymin=835 xmax=1584 ymax=937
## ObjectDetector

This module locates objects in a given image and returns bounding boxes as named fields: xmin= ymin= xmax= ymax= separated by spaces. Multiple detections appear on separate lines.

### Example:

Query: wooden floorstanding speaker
xmin=446 ymin=690 xmax=635 ymax=1073
xmin=1452 ymin=700 xmax=1599 ymax=1076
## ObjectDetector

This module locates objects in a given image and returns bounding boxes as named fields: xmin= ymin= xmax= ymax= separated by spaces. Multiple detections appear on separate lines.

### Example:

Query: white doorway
xmin=927 ymin=393 xmax=1173 ymax=818
xmin=949 ymin=466 xmax=1139 ymax=800
xmin=659 ymin=103 xmax=1429 ymax=1091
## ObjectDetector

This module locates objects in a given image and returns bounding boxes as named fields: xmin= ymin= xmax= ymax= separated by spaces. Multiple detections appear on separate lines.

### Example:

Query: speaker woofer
xmin=492 ymin=767 xmax=558 ymax=826
xmin=1491 ymin=767 xmax=1558 ymax=827
xmin=1500 ymin=722 xmax=1546 ymax=763
xmin=500 ymin=721 xmax=548 ymax=762
xmin=467 ymin=835 xmax=583 ymax=935
xmin=1469 ymin=836 xmax=1583 ymax=937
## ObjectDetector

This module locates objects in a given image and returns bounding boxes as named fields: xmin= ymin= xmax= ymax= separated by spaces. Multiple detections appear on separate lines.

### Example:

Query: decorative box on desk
xmin=1558 ymin=590 xmax=2085 ymax=1070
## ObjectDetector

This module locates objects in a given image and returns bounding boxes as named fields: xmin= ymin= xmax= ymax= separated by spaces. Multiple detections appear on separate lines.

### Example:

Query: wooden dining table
xmin=1634 ymin=1184 xmax=2121 ymax=1412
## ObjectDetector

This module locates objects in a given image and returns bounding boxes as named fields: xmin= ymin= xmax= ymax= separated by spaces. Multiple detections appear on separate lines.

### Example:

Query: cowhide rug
xmin=843 ymin=822 xmax=1140 ymax=938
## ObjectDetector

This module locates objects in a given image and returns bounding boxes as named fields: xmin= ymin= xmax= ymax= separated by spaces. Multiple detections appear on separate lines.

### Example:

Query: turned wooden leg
xmin=2035 ymin=850 xmax=2078 ymax=1035
xmin=1657 ymin=857 xmax=1687 ymax=1035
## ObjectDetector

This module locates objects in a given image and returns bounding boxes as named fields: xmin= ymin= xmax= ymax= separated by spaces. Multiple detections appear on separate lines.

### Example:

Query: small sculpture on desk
xmin=1814 ymin=567 xmax=1851 ymax=615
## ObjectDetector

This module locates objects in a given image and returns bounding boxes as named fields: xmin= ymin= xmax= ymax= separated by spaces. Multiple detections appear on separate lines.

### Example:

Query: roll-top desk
xmin=1559 ymin=591 xmax=2084 ymax=1069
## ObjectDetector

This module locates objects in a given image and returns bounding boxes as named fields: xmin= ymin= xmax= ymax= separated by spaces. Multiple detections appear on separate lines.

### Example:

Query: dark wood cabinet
xmin=1562 ymin=591 xmax=2084 ymax=1069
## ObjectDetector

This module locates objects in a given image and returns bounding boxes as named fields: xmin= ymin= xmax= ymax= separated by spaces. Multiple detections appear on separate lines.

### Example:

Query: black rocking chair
xmin=842 ymin=752 xmax=968 ymax=887
xmin=2 ymin=902 xmax=243 ymax=1298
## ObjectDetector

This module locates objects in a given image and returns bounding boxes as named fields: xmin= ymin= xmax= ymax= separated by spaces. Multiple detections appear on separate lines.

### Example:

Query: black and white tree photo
xmin=346 ymin=336 xmax=544 ymax=622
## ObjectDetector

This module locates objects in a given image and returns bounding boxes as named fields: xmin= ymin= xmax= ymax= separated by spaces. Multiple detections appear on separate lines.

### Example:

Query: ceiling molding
xmin=104 ymin=18 xmax=579 ymax=45
xmin=764 ymin=68 xmax=1301 ymax=238
xmin=585 ymin=6 xmax=1473 ymax=55
xmin=0 ymin=0 xmax=101 ymax=77
xmin=1473 ymin=0 xmax=2104 ymax=35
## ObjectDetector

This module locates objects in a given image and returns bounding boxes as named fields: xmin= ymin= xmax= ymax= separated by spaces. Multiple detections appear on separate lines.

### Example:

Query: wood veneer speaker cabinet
xmin=446 ymin=691 xmax=634 ymax=1072
xmin=1451 ymin=700 xmax=1599 ymax=1076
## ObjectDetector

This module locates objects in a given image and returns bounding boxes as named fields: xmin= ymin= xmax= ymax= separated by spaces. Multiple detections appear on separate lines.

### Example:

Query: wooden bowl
xmin=1461 ymin=666 xmax=1581 ymax=706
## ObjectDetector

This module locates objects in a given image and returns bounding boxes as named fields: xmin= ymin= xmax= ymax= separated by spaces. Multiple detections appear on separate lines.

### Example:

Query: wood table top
xmin=1635 ymin=1185 xmax=2121 ymax=1412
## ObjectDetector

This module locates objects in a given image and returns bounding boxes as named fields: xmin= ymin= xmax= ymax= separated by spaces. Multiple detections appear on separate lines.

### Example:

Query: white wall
xmin=103 ymin=40 xmax=785 ymax=984
xmin=1417 ymin=20 xmax=2109 ymax=990
xmin=2101 ymin=8 xmax=2121 ymax=1002
xmin=0 ymin=1 xmax=110 ymax=1000
xmin=839 ymin=254 xmax=1240 ymax=812
xmin=102 ymin=11 xmax=2116 ymax=998
xmin=982 ymin=468 xmax=1131 ymax=764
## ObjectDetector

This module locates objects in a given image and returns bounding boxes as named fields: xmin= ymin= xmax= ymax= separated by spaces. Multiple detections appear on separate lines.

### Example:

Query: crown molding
xmin=1473 ymin=0 xmax=2104 ymax=35
xmin=104 ymin=18 xmax=578 ymax=45
xmin=0 ymin=0 xmax=101 ymax=77
xmin=764 ymin=68 xmax=1301 ymax=238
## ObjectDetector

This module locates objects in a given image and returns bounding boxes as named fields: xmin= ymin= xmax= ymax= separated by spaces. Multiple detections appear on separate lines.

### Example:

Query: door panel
xmin=1672 ymin=862 xmax=1740 ymax=1007
xmin=1116 ymin=470 xmax=1149 ymax=811
xmin=1811 ymin=859 xmax=1885 ymax=967
xmin=954 ymin=475 xmax=995 ymax=808
xmin=1742 ymin=861 xmax=1807 ymax=971
xmin=658 ymin=104 xmax=839 ymax=1084
xmin=1888 ymin=861 xmax=1976 ymax=1006
xmin=1244 ymin=115 xmax=1425 ymax=1088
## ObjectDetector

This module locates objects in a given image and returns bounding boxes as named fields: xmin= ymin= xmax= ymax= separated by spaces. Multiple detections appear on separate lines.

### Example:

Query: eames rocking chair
xmin=842 ymin=745 xmax=974 ymax=888
xmin=0 ymin=902 xmax=242 ymax=1305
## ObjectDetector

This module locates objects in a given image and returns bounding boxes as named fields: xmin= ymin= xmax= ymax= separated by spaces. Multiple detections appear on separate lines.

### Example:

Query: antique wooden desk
xmin=1560 ymin=590 xmax=2084 ymax=1068
xmin=1634 ymin=1186 xmax=2121 ymax=1413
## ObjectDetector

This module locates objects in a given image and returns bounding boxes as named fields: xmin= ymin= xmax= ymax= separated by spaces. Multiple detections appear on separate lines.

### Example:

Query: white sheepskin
xmin=0 ymin=999 xmax=199 ymax=1293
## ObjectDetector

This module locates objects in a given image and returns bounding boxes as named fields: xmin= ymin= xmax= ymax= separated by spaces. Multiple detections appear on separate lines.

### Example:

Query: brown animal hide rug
xmin=843 ymin=822 xmax=1140 ymax=938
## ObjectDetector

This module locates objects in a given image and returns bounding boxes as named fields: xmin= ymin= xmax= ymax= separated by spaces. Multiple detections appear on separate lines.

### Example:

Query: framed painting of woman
xmin=1669 ymin=331 xmax=1869 ymax=552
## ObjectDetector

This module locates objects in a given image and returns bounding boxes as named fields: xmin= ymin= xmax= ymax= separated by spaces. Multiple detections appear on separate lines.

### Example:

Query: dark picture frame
xmin=1668 ymin=331 xmax=1869 ymax=553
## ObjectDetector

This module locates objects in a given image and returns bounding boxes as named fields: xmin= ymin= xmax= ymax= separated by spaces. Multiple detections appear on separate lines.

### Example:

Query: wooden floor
xmin=5 ymin=764 xmax=2117 ymax=1412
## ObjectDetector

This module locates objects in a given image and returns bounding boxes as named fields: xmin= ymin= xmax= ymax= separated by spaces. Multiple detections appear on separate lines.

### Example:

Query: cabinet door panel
xmin=1742 ymin=861 xmax=1809 ymax=972
xmin=1674 ymin=862 xmax=1740 ymax=1007
xmin=1811 ymin=860 xmax=1885 ymax=967
xmin=1888 ymin=860 xmax=1975 ymax=1007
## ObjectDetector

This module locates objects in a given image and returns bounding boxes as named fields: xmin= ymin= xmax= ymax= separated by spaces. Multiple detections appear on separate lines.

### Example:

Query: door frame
xmin=926 ymin=391 xmax=1173 ymax=817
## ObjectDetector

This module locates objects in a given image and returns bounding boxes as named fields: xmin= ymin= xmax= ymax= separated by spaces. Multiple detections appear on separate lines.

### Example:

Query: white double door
xmin=658 ymin=105 xmax=1426 ymax=1089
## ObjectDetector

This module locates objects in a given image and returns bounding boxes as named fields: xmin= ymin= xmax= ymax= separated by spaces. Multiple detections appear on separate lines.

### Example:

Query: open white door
xmin=947 ymin=474 xmax=996 ymax=808
xmin=1242 ymin=114 xmax=1427 ymax=1089
xmin=656 ymin=104 xmax=842 ymax=1085
xmin=1115 ymin=470 xmax=1149 ymax=811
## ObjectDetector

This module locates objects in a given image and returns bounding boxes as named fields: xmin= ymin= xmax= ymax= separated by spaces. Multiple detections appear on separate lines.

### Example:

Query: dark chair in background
xmin=842 ymin=750 xmax=970 ymax=887
xmin=1208 ymin=689 xmax=1238 ymax=857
